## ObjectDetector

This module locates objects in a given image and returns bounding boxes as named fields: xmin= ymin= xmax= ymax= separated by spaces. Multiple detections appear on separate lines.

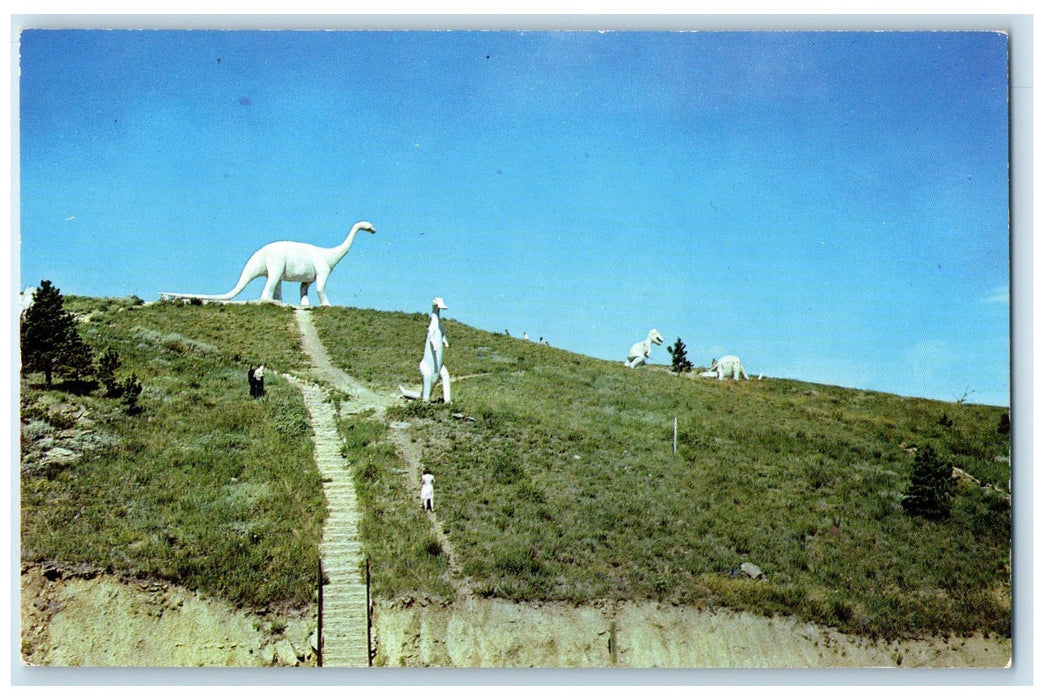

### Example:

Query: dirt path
xmin=294 ymin=308 xmax=396 ymax=416
xmin=388 ymin=424 xmax=473 ymax=599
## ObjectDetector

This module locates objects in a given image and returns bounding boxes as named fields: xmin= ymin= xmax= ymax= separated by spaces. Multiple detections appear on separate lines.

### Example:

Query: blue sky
xmin=18 ymin=29 xmax=1010 ymax=405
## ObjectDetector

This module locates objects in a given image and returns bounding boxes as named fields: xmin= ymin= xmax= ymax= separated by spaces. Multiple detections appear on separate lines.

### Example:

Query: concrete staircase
xmin=285 ymin=374 xmax=370 ymax=667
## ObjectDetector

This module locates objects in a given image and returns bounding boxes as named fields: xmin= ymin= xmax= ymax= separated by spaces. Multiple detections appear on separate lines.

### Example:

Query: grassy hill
xmin=20 ymin=297 xmax=323 ymax=609
xmin=19 ymin=298 xmax=1011 ymax=641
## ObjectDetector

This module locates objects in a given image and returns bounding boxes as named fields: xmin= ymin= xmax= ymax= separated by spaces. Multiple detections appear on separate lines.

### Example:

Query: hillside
xmin=313 ymin=305 xmax=1011 ymax=640
xmin=20 ymin=298 xmax=1011 ymax=658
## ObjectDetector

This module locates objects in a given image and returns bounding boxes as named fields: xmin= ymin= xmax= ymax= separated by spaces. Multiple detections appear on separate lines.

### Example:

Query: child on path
xmin=420 ymin=467 xmax=435 ymax=512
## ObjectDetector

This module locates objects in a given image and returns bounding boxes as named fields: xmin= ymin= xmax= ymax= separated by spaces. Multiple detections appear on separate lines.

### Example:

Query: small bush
xmin=903 ymin=444 xmax=955 ymax=520
xmin=997 ymin=413 xmax=1010 ymax=435
xmin=120 ymin=373 xmax=143 ymax=414
xmin=97 ymin=347 xmax=121 ymax=396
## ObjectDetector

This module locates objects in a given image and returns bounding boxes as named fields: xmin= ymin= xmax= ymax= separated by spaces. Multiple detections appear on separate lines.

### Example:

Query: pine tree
xmin=120 ymin=373 xmax=143 ymax=414
xmin=902 ymin=444 xmax=955 ymax=520
xmin=20 ymin=280 xmax=94 ymax=388
xmin=97 ymin=347 xmax=122 ymax=396
xmin=667 ymin=337 xmax=694 ymax=374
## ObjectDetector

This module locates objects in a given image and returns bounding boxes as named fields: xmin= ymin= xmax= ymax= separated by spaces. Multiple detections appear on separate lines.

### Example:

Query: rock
xmin=259 ymin=643 xmax=276 ymax=666
xmin=41 ymin=447 xmax=80 ymax=465
xmin=274 ymin=638 xmax=299 ymax=666
xmin=740 ymin=562 xmax=764 ymax=580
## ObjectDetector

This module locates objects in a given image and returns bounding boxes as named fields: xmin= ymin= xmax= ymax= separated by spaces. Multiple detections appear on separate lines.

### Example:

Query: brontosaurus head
xmin=649 ymin=329 xmax=664 ymax=345
xmin=432 ymin=297 xmax=448 ymax=310
xmin=355 ymin=221 xmax=377 ymax=234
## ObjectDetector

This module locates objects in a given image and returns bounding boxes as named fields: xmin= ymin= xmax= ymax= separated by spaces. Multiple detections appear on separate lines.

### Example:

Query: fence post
xmin=673 ymin=417 xmax=678 ymax=455
xmin=316 ymin=558 xmax=324 ymax=667
xmin=609 ymin=619 xmax=618 ymax=665
xmin=366 ymin=557 xmax=373 ymax=666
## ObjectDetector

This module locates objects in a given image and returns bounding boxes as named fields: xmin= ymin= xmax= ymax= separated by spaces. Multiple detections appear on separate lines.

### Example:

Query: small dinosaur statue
xmin=160 ymin=220 xmax=376 ymax=306
xmin=701 ymin=355 xmax=749 ymax=380
xmin=625 ymin=329 xmax=664 ymax=368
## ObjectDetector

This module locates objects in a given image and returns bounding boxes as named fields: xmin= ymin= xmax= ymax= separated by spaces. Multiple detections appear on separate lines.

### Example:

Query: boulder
xmin=740 ymin=562 xmax=764 ymax=580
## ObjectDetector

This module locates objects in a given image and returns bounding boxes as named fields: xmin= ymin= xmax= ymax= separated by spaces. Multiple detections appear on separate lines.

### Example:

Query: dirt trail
xmin=388 ymin=424 xmax=473 ymax=599
xmin=293 ymin=308 xmax=396 ymax=416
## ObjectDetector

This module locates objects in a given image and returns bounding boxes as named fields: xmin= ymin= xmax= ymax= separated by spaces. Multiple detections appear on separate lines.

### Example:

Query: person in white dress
xmin=420 ymin=467 xmax=435 ymax=512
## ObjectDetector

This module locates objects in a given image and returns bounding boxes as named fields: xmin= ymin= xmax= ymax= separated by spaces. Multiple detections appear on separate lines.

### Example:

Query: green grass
xmin=313 ymin=306 xmax=1011 ymax=640
xmin=335 ymin=413 xmax=455 ymax=601
xmin=20 ymin=300 xmax=1012 ymax=641
xmin=21 ymin=299 xmax=323 ymax=610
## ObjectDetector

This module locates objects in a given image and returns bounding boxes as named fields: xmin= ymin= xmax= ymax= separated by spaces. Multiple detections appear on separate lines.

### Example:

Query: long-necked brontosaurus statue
xmin=160 ymin=220 xmax=376 ymax=306
xmin=625 ymin=329 xmax=664 ymax=368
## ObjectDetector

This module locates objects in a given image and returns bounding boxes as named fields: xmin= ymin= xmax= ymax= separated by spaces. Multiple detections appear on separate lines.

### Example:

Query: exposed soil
xmin=20 ymin=565 xmax=1008 ymax=668
xmin=19 ymin=564 xmax=316 ymax=667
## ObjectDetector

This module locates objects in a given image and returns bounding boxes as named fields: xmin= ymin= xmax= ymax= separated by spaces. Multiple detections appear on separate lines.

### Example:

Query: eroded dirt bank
xmin=373 ymin=597 xmax=1010 ymax=668
xmin=20 ymin=568 xmax=1009 ymax=668
xmin=20 ymin=566 xmax=316 ymax=667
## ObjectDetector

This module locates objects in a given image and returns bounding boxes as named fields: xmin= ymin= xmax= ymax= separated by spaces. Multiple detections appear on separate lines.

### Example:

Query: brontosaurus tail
xmin=159 ymin=250 xmax=265 ymax=302
xmin=158 ymin=291 xmax=240 ymax=302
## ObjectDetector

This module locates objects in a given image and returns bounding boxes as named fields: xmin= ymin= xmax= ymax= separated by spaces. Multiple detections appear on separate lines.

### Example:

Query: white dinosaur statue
xmin=625 ymin=329 xmax=664 ymax=368
xmin=701 ymin=355 xmax=749 ymax=380
xmin=399 ymin=297 xmax=452 ymax=403
xmin=20 ymin=286 xmax=37 ymax=315
xmin=160 ymin=220 xmax=376 ymax=306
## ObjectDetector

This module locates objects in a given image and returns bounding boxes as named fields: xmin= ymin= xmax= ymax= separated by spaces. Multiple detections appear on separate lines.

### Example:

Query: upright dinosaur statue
xmin=625 ymin=329 xmax=664 ymax=368
xmin=400 ymin=297 xmax=452 ymax=403
xmin=160 ymin=220 xmax=376 ymax=306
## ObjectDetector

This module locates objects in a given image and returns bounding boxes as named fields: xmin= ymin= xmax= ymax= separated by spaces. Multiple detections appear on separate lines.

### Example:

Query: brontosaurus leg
xmin=261 ymin=270 xmax=282 ymax=302
xmin=315 ymin=269 xmax=331 ymax=306
xmin=299 ymin=282 xmax=311 ymax=307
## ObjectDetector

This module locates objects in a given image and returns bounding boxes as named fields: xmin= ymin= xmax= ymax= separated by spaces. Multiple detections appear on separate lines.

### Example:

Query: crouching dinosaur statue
xmin=701 ymin=355 xmax=749 ymax=380
xmin=625 ymin=329 xmax=664 ymax=368
xmin=160 ymin=220 xmax=376 ymax=306
xmin=399 ymin=297 xmax=452 ymax=403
